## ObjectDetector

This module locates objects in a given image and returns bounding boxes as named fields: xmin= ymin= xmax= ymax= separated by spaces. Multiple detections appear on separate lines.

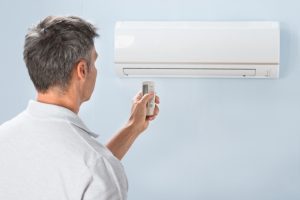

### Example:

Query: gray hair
xmin=23 ymin=16 xmax=99 ymax=92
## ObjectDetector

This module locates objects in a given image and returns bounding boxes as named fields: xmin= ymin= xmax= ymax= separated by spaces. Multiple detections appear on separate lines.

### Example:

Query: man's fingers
xmin=155 ymin=95 xmax=160 ymax=104
xmin=140 ymin=92 xmax=155 ymax=105
xmin=136 ymin=92 xmax=159 ymax=121
xmin=133 ymin=91 xmax=143 ymax=102
xmin=136 ymin=91 xmax=159 ymax=105
xmin=154 ymin=105 xmax=159 ymax=116
xmin=146 ymin=105 xmax=159 ymax=121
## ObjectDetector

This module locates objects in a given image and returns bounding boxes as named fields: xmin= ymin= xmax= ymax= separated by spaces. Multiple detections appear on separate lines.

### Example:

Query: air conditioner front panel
xmin=115 ymin=21 xmax=280 ymax=64
xmin=114 ymin=21 xmax=280 ymax=78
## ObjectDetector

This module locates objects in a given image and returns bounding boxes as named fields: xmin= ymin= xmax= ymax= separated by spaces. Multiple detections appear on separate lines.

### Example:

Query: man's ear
xmin=75 ymin=59 xmax=88 ymax=80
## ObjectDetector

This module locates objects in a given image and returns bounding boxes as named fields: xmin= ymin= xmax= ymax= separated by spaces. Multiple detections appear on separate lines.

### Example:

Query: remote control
xmin=142 ymin=81 xmax=155 ymax=116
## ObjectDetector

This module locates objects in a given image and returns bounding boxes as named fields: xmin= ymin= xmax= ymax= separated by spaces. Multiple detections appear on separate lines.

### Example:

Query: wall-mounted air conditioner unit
xmin=114 ymin=21 xmax=280 ymax=78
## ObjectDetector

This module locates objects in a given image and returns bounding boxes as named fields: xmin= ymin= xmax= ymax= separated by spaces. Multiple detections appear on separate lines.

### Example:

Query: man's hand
xmin=128 ymin=91 xmax=160 ymax=135
xmin=106 ymin=91 xmax=160 ymax=160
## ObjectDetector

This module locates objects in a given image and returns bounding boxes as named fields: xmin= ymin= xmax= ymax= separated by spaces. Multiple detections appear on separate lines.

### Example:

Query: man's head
xmin=23 ymin=16 xmax=99 ymax=99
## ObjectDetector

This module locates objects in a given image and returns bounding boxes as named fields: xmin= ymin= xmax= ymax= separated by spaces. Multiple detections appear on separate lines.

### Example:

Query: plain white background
xmin=0 ymin=0 xmax=299 ymax=199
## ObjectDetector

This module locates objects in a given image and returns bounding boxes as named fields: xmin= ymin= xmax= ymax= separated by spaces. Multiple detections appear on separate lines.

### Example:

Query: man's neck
xmin=36 ymin=88 xmax=81 ymax=114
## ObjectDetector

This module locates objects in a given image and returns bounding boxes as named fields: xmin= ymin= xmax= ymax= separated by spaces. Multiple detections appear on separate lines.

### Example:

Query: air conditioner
xmin=115 ymin=21 xmax=280 ymax=78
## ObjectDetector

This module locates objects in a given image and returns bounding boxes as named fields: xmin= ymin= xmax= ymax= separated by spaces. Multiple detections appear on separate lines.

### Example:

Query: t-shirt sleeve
xmin=82 ymin=157 xmax=123 ymax=200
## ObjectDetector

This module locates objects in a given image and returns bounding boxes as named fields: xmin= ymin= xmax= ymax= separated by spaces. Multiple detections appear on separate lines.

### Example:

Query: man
xmin=0 ymin=16 xmax=159 ymax=200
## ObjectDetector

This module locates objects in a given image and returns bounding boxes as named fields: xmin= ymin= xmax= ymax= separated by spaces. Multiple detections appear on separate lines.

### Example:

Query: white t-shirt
xmin=0 ymin=100 xmax=128 ymax=200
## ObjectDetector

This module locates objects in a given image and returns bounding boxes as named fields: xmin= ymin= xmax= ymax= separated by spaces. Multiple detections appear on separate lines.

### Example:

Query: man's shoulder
xmin=0 ymin=111 xmax=27 ymax=132
xmin=0 ymin=110 xmax=108 ymax=167
xmin=70 ymin=124 xmax=114 ymax=161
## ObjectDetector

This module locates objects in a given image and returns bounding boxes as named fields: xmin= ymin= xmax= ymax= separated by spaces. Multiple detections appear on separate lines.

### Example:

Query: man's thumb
xmin=140 ymin=93 xmax=154 ymax=105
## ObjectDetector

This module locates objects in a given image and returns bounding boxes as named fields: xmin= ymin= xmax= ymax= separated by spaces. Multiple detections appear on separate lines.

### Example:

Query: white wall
xmin=0 ymin=0 xmax=299 ymax=199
